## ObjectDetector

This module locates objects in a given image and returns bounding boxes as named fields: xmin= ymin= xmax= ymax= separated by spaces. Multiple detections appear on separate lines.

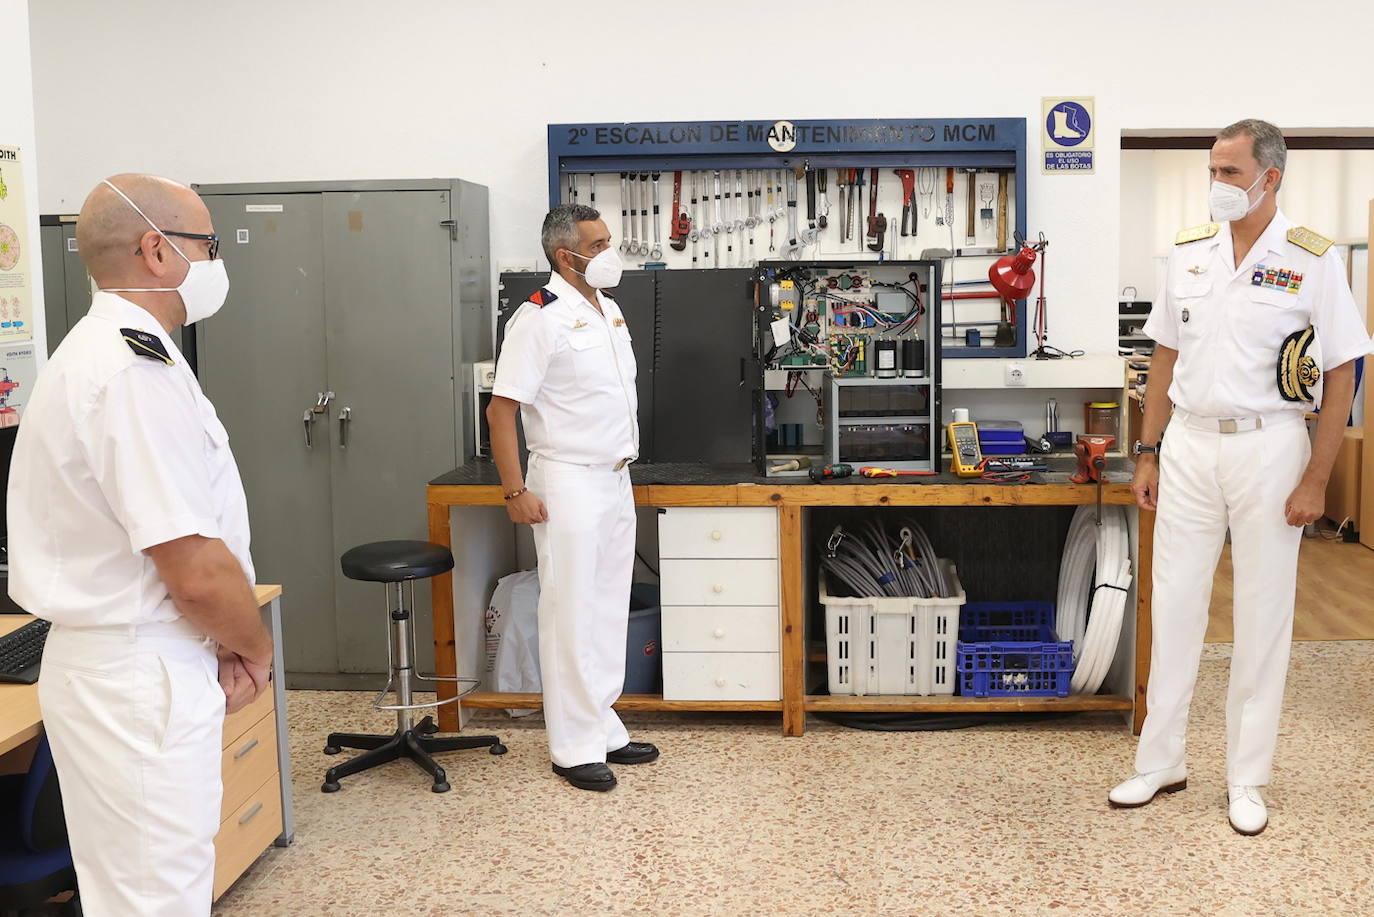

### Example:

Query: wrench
xmin=669 ymin=171 xmax=688 ymax=252
xmin=893 ymin=169 xmax=916 ymax=237
xmin=851 ymin=169 xmax=864 ymax=250
xmin=779 ymin=169 xmax=803 ymax=261
xmin=639 ymin=173 xmax=651 ymax=256
xmin=699 ymin=172 xmax=712 ymax=266
xmin=619 ymin=172 xmax=630 ymax=254
xmin=766 ymin=170 xmax=777 ymax=252
xmin=589 ymin=173 xmax=596 ymax=213
xmin=836 ymin=169 xmax=848 ymax=241
xmin=688 ymin=172 xmax=700 ymax=265
xmin=650 ymin=172 xmax=663 ymax=261
xmin=865 ymin=168 xmax=887 ymax=253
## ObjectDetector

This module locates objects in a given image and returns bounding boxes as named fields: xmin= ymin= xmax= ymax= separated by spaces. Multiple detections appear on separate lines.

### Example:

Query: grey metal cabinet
xmin=38 ymin=216 xmax=90 ymax=355
xmin=193 ymin=180 xmax=491 ymax=681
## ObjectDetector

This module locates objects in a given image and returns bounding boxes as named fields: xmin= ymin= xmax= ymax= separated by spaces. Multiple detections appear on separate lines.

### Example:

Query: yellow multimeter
xmin=947 ymin=422 xmax=984 ymax=477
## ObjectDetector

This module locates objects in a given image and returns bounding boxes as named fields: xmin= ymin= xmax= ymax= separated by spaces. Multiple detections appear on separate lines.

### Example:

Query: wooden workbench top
xmin=428 ymin=460 xmax=1137 ymax=507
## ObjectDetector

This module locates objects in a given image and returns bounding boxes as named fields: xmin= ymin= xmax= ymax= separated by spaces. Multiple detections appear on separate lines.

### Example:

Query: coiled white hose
xmin=1056 ymin=505 xmax=1133 ymax=695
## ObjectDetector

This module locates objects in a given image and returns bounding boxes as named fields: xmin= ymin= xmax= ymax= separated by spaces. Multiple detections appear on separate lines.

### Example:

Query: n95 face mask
xmin=1208 ymin=171 xmax=1267 ymax=223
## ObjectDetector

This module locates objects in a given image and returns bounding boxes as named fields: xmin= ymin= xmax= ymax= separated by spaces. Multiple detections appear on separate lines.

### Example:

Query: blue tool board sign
xmin=547 ymin=118 xmax=1029 ymax=358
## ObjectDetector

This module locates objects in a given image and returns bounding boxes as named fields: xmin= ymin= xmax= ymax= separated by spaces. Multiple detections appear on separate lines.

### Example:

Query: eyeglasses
xmin=135 ymin=230 xmax=220 ymax=260
xmin=161 ymin=230 xmax=220 ymax=260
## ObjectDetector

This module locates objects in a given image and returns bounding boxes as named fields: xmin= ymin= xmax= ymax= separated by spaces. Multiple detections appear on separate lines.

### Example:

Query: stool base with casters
xmin=323 ymin=540 xmax=507 ymax=794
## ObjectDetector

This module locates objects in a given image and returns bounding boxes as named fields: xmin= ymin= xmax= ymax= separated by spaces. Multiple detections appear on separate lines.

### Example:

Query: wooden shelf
xmin=459 ymin=692 xmax=783 ymax=713
xmin=805 ymin=694 xmax=1133 ymax=713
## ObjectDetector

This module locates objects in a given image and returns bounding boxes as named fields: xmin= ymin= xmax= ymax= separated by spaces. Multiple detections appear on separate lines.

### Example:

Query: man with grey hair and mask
xmin=8 ymin=174 xmax=270 ymax=913
xmin=1109 ymin=120 xmax=1371 ymax=834
xmin=487 ymin=203 xmax=659 ymax=791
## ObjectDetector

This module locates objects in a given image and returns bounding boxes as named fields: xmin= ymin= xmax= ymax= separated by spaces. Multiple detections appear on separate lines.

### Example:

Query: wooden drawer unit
xmin=221 ymin=685 xmax=274 ymax=749
xmin=659 ymin=559 xmax=779 ymax=607
xmin=662 ymin=606 xmax=780 ymax=654
xmin=221 ymin=713 xmax=280 ymax=821
xmin=658 ymin=507 xmax=779 ymax=559
xmin=213 ymin=775 xmax=284 ymax=900
xmin=662 ymin=652 xmax=781 ymax=701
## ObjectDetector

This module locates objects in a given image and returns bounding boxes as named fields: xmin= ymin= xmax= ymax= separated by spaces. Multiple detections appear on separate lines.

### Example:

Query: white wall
xmin=2 ymin=0 xmax=43 ymax=360
xmin=29 ymin=0 xmax=1374 ymax=363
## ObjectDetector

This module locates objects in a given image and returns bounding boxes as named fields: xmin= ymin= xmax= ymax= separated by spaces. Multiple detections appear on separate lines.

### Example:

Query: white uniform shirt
xmin=492 ymin=272 xmax=639 ymax=465
xmin=7 ymin=292 xmax=254 ymax=627
xmin=1143 ymin=210 xmax=1372 ymax=417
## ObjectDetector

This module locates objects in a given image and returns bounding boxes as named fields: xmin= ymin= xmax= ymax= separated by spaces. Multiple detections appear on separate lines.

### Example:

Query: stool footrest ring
xmin=372 ymin=676 xmax=482 ymax=712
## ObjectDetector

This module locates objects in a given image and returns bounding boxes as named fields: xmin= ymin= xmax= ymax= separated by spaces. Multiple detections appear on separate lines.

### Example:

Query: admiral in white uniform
xmin=486 ymin=204 xmax=659 ymax=792
xmin=8 ymin=175 xmax=273 ymax=913
xmin=1110 ymin=121 xmax=1372 ymax=835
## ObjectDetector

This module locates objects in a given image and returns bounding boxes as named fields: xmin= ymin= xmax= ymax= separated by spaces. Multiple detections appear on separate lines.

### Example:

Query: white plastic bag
xmin=484 ymin=570 xmax=542 ymax=717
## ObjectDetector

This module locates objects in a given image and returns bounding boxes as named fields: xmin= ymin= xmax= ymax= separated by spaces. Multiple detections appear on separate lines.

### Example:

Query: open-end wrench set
xmin=562 ymin=166 xmax=1015 ymax=271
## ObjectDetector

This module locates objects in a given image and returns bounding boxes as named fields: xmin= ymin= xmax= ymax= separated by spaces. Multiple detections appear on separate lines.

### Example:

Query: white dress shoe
xmin=1108 ymin=764 xmax=1188 ymax=808
xmin=1228 ymin=785 xmax=1268 ymax=835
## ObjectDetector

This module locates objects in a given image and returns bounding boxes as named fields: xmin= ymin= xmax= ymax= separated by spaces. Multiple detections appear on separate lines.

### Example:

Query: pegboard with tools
xmin=753 ymin=260 xmax=942 ymax=474
xmin=548 ymin=118 xmax=1029 ymax=358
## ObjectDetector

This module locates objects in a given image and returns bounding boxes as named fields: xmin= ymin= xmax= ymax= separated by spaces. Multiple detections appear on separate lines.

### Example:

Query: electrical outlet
xmin=498 ymin=258 xmax=538 ymax=274
xmin=1004 ymin=362 xmax=1027 ymax=387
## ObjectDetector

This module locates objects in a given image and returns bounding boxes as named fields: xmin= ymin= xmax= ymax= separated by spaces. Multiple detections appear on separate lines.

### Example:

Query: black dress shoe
xmin=552 ymin=762 xmax=617 ymax=791
xmin=607 ymin=741 xmax=660 ymax=765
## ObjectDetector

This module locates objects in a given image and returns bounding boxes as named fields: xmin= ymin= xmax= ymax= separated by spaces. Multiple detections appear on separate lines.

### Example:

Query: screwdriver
xmin=808 ymin=463 xmax=854 ymax=483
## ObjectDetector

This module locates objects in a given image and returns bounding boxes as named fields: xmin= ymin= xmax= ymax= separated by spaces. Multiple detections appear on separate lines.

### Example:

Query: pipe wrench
xmin=865 ymin=168 xmax=886 ymax=253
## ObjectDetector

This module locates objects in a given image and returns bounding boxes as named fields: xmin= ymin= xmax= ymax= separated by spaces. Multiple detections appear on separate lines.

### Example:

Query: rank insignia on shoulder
xmin=1175 ymin=222 xmax=1219 ymax=245
xmin=613 ymin=317 xmax=625 ymax=327
xmin=529 ymin=287 xmax=559 ymax=308
xmin=1287 ymin=226 xmax=1333 ymax=257
xmin=120 ymin=328 xmax=173 ymax=365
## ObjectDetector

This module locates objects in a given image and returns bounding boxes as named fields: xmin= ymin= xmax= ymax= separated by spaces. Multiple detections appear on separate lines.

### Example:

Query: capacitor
xmin=875 ymin=340 xmax=898 ymax=378
xmin=901 ymin=338 xmax=925 ymax=377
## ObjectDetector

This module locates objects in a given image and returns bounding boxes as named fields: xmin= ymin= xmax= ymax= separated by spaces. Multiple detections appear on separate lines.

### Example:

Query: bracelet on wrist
xmin=503 ymin=486 xmax=528 ymax=501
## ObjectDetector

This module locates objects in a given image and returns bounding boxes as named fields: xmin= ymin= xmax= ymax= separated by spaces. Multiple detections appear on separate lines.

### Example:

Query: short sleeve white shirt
xmin=6 ymin=293 xmax=255 ymax=626
xmin=492 ymin=273 xmax=639 ymax=465
xmin=1143 ymin=210 xmax=1372 ymax=417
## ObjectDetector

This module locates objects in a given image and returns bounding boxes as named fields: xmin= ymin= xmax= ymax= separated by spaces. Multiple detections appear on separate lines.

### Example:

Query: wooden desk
xmin=0 ymin=586 xmax=294 ymax=901
xmin=427 ymin=463 xmax=1151 ymax=737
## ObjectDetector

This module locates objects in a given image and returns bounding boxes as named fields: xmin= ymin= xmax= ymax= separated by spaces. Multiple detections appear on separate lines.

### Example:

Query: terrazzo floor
xmin=215 ymin=641 xmax=1374 ymax=917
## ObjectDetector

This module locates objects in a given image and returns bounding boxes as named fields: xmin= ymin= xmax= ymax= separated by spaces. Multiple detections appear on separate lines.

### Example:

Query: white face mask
xmin=562 ymin=247 xmax=623 ymax=289
xmin=98 ymin=180 xmax=230 ymax=324
xmin=1208 ymin=170 xmax=1269 ymax=223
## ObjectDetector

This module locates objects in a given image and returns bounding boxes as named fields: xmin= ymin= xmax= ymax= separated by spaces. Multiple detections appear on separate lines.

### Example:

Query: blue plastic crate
xmin=956 ymin=635 xmax=1074 ymax=698
xmin=958 ymin=601 xmax=1056 ymax=643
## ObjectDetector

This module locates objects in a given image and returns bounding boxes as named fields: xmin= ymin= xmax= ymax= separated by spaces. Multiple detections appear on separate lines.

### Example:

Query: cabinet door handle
xmin=713 ymin=628 xmax=726 ymax=639
xmin=338 ymin=407 xmax=352 ymax=448
xmin=712 ymin=584 xmax=724 ymax=594
xmin=714 ymin=677 xmax=727 ymax=687
xmin=238 ymin=802 xmax=264 ymax=825
xmin=233 ymin=738 xmax=260 ymax=760
xmin=710 ymin=530 xmax=723 ymax=541
xmin=303 ymin=410 xmax=313 ymax=448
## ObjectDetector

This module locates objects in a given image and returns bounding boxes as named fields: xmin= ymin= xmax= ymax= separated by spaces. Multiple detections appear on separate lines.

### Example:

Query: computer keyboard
xmin=0 ymin=618 xmax=50 ymax=685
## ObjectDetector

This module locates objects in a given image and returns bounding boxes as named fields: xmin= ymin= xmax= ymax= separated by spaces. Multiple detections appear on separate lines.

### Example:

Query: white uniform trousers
xmin=527 ymin=453 xmax=636 ymax=768
xmin=1135 ymin=409 xmax=1309 ymax=786
xmin=38 ymin=619 xmax=225 ymax=917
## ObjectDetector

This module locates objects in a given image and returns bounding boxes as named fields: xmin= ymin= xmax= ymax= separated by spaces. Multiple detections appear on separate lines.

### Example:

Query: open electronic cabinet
xmin=752 ymin=260 xmax=943 ymax=475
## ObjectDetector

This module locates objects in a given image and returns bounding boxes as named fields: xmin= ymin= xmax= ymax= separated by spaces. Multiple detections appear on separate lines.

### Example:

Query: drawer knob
xmin=713 ymin=628 xmax=725 ymax=639
xmin=710 ymin=530 xmax=723 ymax=541
xmin=712 ymin=584 xmax=724 ymax=594
xmin=714 ymin=677 xmax=727 ymax=687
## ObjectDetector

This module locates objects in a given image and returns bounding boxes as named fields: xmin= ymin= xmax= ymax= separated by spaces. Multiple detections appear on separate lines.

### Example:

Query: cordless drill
xmin=808 ymin=463 xmax=854 ymax=483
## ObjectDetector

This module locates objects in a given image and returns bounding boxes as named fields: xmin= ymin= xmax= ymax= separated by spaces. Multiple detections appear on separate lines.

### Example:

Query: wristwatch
xmin=1132 ymin=441 xmax=1158 ymax=456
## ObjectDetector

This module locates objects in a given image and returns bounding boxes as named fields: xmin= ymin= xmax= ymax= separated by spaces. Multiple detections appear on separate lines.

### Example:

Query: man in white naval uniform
xmin=487 ymin=204 xmax=659 ymax=791
xmin=8 ymin=175 xmax=272 ymax=913
xmin=1109 ymin=120 xmax=1372 ymax=834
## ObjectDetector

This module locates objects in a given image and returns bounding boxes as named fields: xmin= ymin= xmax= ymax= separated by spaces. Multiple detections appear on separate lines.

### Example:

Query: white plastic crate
xmin=821 ymin=560 xmax=965 ymax=696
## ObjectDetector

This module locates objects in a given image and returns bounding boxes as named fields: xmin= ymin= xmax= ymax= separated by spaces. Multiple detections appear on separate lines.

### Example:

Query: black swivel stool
xmin=322 ymin=540 xmax=506 ymax=794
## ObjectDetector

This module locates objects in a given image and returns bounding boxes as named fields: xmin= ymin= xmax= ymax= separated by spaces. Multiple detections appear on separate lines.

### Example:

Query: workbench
xmin=427 ymin=460 xmax=1153 ymax=737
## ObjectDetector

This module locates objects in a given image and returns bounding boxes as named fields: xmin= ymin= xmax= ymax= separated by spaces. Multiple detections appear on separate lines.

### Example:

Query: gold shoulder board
xmin=1287 ymin=226 xmax=1333 ymax=257
xmin=1175 ymin=222 xmax=1219 ymax=245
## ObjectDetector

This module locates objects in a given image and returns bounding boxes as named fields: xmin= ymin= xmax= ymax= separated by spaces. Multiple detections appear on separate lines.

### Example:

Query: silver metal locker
xmin=192 ymin=179 xmax=491 ymax=681
xmin=197 ymin=193 xmax=338 ymax=676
